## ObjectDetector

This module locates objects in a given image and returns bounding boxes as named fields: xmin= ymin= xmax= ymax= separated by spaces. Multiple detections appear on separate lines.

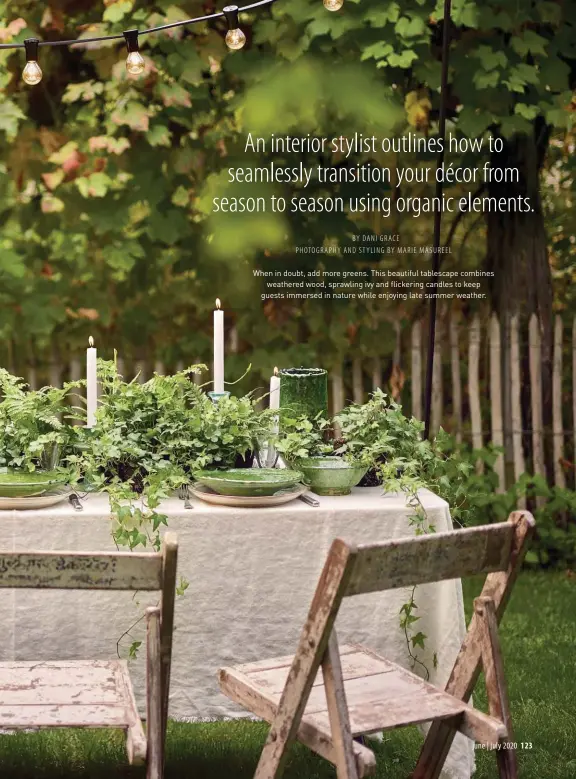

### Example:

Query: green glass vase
xmin=279 ymin=368 xmax=328 ymax=422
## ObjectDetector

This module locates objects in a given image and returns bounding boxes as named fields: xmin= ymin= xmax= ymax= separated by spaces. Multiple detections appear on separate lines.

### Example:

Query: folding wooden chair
xmin=219 ymin=511 xmax=534 ymax=779
xmin=0 ymin=532 xmax=178 ymax=779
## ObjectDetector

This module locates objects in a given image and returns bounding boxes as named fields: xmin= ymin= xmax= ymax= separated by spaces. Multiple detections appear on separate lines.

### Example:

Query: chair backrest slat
xmin=0 ymin=550 xmax=163 ymax=590
xmin=346 ymin=522 xmax=514 ymax=597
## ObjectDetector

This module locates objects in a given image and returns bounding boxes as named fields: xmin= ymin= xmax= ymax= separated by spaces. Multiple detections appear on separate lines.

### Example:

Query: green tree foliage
xmin=0 ymin=0 xmax=574 ymax=384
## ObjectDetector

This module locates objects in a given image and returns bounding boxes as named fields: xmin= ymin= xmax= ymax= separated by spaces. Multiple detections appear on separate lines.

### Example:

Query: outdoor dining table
xmin=0 ymin=487 xmax=474 ymax=779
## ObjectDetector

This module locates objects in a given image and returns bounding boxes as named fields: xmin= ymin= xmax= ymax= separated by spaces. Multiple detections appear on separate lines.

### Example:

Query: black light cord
xmin=0 ymin=0 xmax=278 ymax=51
xmin=423 ymin=0 xmax=452 ymax=441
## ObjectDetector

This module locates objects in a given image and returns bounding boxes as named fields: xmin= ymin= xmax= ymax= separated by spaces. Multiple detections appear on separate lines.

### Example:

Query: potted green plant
xmin=275 ymin=390 xmax=434 ymax=496
xmin=274 ymin=413 xmax=368 ymax=496
xmin=332 ymin=388 xmax=423 ymax=482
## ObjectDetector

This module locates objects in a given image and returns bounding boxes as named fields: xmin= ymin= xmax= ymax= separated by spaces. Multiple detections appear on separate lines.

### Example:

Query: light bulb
xmin=323 ymin=0 xmax=343 ymax=10
xmin=225 ymin=27 xmax=246 ymax=50
xmin=126 ymin=50 xmax=145 ymax=76
xmin=23 ymin=60 xmax=42 ymax=86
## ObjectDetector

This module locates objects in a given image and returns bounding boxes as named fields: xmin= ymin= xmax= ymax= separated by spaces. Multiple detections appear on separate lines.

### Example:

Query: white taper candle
xmin=270 ymin=366 xmax=280 ymax=435
xmin=213 ymin=299 xmax=225 ymax=394
xmin=86 ymin=336 xmax=97 ymax=428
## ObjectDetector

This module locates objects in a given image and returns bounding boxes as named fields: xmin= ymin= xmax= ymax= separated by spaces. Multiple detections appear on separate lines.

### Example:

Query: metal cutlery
xmin=68 ymin=493 xmax=83 ymax=512
xmin=178 ymin=484 xmax=194 ymax=510
xmin=298 ymin=493 xmax=320 ymax=507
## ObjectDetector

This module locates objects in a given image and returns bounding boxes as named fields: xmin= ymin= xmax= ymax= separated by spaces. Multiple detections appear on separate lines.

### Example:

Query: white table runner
xmin=0 ymin=487 xmax=474 ymax=778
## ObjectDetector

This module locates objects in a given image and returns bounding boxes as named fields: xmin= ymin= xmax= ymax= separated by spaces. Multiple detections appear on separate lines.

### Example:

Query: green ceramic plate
xmin=0 ymin=470 xmax=66 ymax=498
xmin=193 ymin=468 xmax=303 ymax=497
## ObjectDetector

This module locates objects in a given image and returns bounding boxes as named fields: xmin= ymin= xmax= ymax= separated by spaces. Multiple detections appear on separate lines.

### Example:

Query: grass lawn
xmin=1 ymin=572 xmax=574 ymax=778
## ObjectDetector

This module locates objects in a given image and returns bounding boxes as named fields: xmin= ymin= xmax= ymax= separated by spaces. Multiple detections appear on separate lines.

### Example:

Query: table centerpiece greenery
xmin=68 ymin=359 xmax=275 ymax=549
xmin=276 ymin=389 xmax=471 ymax=524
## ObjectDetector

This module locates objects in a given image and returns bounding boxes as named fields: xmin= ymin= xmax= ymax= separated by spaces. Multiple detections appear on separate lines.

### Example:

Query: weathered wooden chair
xmin=0 ymin=532 xmax=178 ymax=779
xmin=219 ymin=511 xmax=534 ymax=779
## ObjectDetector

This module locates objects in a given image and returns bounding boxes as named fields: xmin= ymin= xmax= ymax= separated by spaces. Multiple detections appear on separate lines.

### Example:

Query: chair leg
xmin=475 ymin=597 xmax=517 ymax=779
xmin=322 ymin=631 xmax=359 ymax=779
xmin=147 ymin=728 xmax=163 ymax=779
xmin=253 ymin=731 xmax=290 ymax=779
xmin=411 ymin=716 xmax=461 ymax=779
xmin=496 ymin=747 xmax=518 ymax=779
xmin=146 ymin=607 xmax=164 ymax=779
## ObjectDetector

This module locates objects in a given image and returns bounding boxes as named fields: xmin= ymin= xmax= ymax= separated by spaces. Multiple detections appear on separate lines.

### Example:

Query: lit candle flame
xmin=88 ymin=336 xmax=94 ymax=347
xmin=274 ymin=366 xmax=279 ymax=376
xmin=215 ymin=298 xmax=221 ymax=310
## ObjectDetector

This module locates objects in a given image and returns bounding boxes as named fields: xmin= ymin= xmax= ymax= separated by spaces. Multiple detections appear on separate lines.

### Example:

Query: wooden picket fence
xmin=4 ymin=313 xmax=576 ymax=493
xmin=329 ymin=312 xmax=576 ymax=494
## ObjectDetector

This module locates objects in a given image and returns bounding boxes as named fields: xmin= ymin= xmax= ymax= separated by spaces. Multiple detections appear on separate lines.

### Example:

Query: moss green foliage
xmin=0 ymin=572 xmax=572 ymax=779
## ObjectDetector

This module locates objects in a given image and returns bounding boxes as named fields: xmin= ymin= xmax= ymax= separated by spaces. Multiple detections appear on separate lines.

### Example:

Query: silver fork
xmin=178 ymin=484 xmax=194 ymax=510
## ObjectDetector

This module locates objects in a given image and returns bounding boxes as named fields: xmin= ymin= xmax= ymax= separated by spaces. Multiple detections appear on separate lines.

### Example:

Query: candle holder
xmin=208 ymin=391 xmax=231 ymax=404
xmin=254 ymin=444 xmax=280 ymax=469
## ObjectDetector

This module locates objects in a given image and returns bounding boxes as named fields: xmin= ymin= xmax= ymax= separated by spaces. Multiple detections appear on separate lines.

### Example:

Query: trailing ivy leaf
xmin=128 ymin=641 xmax=142 ymax=659
xmin=411 ymin=631 xmax=427 ymax=650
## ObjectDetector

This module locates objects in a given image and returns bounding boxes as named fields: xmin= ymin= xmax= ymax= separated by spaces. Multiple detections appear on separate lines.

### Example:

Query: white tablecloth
xmin=0 ymin=487 xmax=473 ymax=778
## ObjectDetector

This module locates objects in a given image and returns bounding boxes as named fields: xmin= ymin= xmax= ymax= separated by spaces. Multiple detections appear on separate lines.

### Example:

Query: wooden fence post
xmin=502 ymin=314 xmax=513 ymax=466
xmin=489 ymin=314 xmax=505 ymax=492
xmin=331 ymin=368 xmax=345 ymax=415
xmin=450 ymin=313 xmax=462 ymax=444
xmin=553 ymin=316 xmax=566 ymax=488
xmin=468 ymin=315 xmax=483 ymax=471
xmin=372 ymin=357 xmax=382 ymax=393
xmin=229 ymin=325 xmax=239 ymax=354
xmin=49 ymin=347 xmax=62 ymax=390
xmin=510 ymin=315 xmax=525 ymax=507
xmin=331 ymin=367 xmax=345 ymax=436
xmin=27 ymin=364 xmax=38 ymax=391
xmin=528 ymin=315 xmax=545 ymax=504
xmin=411 ymin=321 xmax=422 ymax=420
xmin=573 ymin=317 xmax=576 ymax=488
xmin=69 ymin=357 xmax=83 ymax=424
xmin=135 ymin=360 xmax=148 ymax=384
xmin=431 ymin=319 xmax=443 ymax=438
xmin=154 ymin=361 xmax=165 ymax=376
xmin=352 ymin=357 xmax=363 ymax=405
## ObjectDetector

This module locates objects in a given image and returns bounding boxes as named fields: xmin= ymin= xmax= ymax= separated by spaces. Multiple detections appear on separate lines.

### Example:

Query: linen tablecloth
xmin=0 ymin=487 xmax=474 ymax=778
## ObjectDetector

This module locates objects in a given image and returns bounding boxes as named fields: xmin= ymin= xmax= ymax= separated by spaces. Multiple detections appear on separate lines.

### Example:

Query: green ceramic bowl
xmin=0 ymin=470 xmax=66 ymax=498
xmin=193 ymin=468 xmax=303 ymax=497
xmin=293 ymin=456 xmax=368 ymax=496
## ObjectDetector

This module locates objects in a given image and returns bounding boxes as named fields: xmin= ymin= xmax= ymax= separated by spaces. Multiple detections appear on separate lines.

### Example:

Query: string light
xmin=223 ymin=6 xmax=246 ymax=50
xmin=0 ymin=0 xmax=280 ymax=87
xmin=11 ymin=0 xmax=340 ymax=86
xmin=23 ymin=38 xmax=42 ymax=85
xmin=123 ymin=29 xmax=145 ymax=76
